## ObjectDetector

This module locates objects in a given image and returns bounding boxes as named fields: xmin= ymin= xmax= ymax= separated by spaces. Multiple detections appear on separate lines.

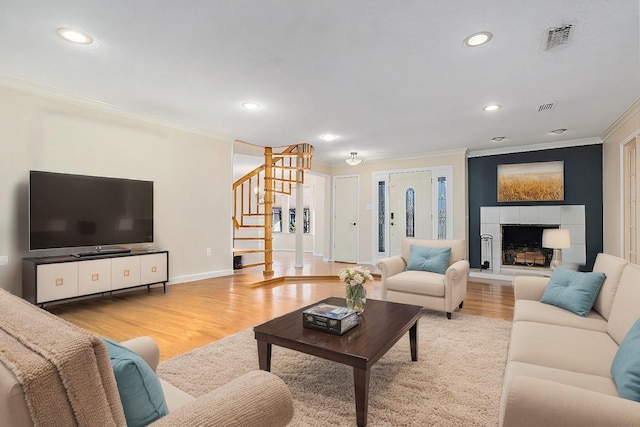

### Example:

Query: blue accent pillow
xmin=611 ymin=318 xmax=640 ymax=401
xmin=540 ymin=267 xmax=606 ymax=316
xmin=406 ymin=245 xmax=451 ymax=275
xmin=103 ymin=338 xmax=168 ymax=427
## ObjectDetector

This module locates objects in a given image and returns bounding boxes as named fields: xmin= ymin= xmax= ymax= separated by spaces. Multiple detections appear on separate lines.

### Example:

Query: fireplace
xmin=479 ymin=205 xmax=586 ymax=273
xmin=501 ymin=225 xmax=555 ymax=269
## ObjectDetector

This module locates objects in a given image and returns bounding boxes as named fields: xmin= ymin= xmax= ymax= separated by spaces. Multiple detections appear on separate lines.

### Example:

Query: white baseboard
xmin=168 ymin=269 xmax=234 ymax=285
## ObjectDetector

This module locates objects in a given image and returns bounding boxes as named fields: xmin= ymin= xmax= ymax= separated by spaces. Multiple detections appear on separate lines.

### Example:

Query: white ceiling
xmin=1 ymin=1 xmax=638 ymax=165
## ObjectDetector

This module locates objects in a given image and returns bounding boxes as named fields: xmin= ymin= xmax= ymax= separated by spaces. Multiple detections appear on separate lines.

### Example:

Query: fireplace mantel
xmin=480 ymin=205 xmax=586 ymax=272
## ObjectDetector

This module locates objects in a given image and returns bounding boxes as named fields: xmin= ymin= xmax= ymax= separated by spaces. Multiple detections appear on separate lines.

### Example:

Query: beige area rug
xmin=157 ymin=309 xmax=512 ymax=426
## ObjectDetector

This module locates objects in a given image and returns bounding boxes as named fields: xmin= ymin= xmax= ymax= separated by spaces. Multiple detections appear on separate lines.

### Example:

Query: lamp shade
xmin=345 ymin=152 xmax=363 ymax=166
xmin=542 ymin=228 xmax=571 ymax=249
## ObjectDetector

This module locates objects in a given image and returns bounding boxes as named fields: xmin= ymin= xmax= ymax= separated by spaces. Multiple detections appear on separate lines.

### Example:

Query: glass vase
xmin=346 ymin=284 xmax=366 ymax=314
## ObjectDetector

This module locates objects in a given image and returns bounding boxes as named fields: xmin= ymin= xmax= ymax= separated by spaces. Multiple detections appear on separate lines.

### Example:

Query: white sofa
xmin=500 ymin=253 xmax=640 ymax=426
xmin=377 ymin=239 xmax=469 ymax=319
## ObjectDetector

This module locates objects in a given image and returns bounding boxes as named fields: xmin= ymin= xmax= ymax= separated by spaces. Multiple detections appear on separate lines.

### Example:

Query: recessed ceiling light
xmin=492 ymin=137 xmax=506 ymax=142
xmin=483 ymin=104 xmax=502 ymax=111
xmin=463 ymin=31 xmax=493 ymax=47
xmin=320 ymin=134 xmax=338 ymax=141
xmin=551 ymin=128 xmax=567 ymax=135
xmin=57 ymin=28 xmax=93 ymax=45
xmin=241 ymin=102 xmax=261 ymax=110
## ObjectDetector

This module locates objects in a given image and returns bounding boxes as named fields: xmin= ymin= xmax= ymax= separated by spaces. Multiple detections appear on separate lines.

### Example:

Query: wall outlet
xmin=206 ymin=248 xmax=212 ymax=256
xmin=0 ymin=256 xmax=7 ymax=266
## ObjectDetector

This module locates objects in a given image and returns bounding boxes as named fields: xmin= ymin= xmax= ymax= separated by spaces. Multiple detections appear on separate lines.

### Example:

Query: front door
xmin=389 ymin=170 xmax=432 ymax=256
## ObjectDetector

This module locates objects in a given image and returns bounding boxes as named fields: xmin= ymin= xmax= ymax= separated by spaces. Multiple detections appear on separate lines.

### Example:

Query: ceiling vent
xmin=542 ymin=24 xmax=573 ymax=51
xmin=537 ymin=102 xmax=556 ymax=113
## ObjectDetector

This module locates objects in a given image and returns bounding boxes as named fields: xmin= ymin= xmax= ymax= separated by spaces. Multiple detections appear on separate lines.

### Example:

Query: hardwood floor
xmin=50 ymin=253 xmax=514 ymax=360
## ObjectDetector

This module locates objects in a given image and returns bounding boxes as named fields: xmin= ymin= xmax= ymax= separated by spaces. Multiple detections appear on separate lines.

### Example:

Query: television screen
xmin=29 ymin=171 xmax=153 ymax=250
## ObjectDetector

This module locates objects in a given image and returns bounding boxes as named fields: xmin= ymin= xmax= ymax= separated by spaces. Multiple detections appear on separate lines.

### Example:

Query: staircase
xmin=232 ymin=143 xmax=313 ymax=277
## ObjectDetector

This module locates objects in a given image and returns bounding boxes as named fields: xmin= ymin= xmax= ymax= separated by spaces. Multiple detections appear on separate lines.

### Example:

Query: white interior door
xmin=389 ymin=170 xmax=432 ymax=256
xmin=334 ymin=176 xmax=358 ymax=263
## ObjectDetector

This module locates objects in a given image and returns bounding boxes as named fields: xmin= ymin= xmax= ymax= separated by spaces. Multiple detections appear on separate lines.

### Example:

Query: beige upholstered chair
xmin=0 ymin=288 xmax=294 ymax=427
xmin=377 ymin=239 xmax=469 ymax=319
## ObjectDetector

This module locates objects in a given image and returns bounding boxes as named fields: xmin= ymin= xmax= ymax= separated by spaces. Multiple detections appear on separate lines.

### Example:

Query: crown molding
xmin=600 ymin=98 xmax=640 ymax=142
xmin=0 ymin=75 xmax=236 ymax=143
xmin=363 ymin=147 xmax=470 ymax=165
xmin=467 ymin=137 xmax=602 ymax=158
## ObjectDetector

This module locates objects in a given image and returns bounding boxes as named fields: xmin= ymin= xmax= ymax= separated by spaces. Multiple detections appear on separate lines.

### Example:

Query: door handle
xmin=352 ymin=222 xmax=357 ymax=226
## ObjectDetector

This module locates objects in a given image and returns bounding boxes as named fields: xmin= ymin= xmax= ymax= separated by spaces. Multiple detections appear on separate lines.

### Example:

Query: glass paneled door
xmin=388 ymin=171 xmax=432 ymax=256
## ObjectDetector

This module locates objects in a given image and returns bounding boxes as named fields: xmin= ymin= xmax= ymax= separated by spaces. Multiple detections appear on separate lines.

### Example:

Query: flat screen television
xmin=29 ymin=171 xmax=154 ymax=252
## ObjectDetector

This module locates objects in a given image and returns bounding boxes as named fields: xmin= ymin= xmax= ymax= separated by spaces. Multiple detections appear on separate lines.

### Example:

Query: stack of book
xmin=302 ymin=303 xmax=359 ymax=335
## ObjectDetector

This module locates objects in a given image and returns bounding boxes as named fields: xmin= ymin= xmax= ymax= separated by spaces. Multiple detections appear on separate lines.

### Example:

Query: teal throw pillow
xmin=611 ymin=318 xmax=640 ymax=401
xmin=103 ymin=338 xmax=168 ymax=427
xmin=406 ymin=245 xmax=451 ymax=275
xmin=540 ymin=266 xmax=606 ymax=316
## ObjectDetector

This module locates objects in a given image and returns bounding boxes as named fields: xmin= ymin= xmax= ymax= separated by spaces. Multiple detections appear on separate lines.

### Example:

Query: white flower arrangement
xmin=340 ymin=266 xmax=372 ymax=313
xmin=339 ymin=265 xmax=373 ymax=287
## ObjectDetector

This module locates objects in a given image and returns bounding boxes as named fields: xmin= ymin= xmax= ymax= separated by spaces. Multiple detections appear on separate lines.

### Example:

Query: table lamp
xmin=542 ymin=228 xmax=571 ymax=271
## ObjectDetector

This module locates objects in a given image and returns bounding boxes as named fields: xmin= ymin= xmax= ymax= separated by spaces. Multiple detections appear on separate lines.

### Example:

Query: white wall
xmin=0 ymin=83 xmax=234 ymax=296
xmin=329 ymin=150 xmax=468 ymax=264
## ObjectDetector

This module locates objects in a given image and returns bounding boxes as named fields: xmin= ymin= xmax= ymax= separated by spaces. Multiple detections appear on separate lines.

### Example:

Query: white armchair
xmin=377 ymin=239 xmax=469 ymax=319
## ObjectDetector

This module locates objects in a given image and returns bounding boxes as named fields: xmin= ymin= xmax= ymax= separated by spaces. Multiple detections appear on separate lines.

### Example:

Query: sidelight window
xmin=378 ymin=181 xmax=386 ymax=252
xmin=437 ymin=177 xmax=447 ymax=239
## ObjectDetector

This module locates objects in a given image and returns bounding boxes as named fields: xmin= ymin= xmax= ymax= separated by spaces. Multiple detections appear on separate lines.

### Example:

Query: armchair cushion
xmin=104 ymin=338 xmax=169 ymax=427
xmin=406 ymin=245 xmax=451 ymax=275
xmin=540 ymin=267 xmax=606 ymax=316
xmin=611 ymin=318 xmax=640 ymax=402
xmin=386 ymin=270 xmax=445 ymax=297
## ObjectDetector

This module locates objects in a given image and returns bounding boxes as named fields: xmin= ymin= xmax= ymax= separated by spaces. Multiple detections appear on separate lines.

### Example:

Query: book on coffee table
xmin=302 ymin=303 xmax=359 ymax=335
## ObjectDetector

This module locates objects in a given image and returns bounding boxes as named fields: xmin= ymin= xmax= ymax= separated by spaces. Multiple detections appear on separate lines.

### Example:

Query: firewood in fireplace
xmin=514 ymin=251 xmax=546 ymax=266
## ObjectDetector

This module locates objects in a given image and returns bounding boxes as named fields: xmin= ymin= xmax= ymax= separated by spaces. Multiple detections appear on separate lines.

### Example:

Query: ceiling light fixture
xmin=345 ymin=152 xmax=363 ymax=166
xmin=492 ymin=137 xmax=506 ymax=142
xmin=320 ymin=134 xmax=338 ymax=141
xmin=483 ymin=104 xmax=502 ymax=111
xmin=463 ymin=31 xmax=493 ymax=47
xmin=551 ymin=128 xmax=567 ymax=135
xmin=241 ymin=102 xmax=260 ymax=110
xmin=57 ymin=28 xmax=93 ymax=45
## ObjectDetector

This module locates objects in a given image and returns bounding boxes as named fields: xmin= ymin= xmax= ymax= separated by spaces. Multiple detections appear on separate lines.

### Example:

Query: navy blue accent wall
xmin=468 ymin=144 xmax=603 ymax=271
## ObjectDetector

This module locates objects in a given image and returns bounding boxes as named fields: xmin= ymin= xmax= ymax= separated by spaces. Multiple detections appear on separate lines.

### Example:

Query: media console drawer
xmin=141 ymin=253 xmax=168 ymax=284
xmin=22 ymin=250 xmax=169 ymax=305
xmin=36 ymin=262 xmax=79 ymax=303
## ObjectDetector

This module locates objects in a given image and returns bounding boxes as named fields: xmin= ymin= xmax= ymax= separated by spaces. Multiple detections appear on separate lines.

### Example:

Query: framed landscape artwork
xmin=497 ymin=161 xmax=564 ymax=202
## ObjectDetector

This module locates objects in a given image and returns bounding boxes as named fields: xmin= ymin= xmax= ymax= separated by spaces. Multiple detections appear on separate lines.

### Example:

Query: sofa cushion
xmin=540 ymin=267 xmax=606 ymax=316
xmin=513 ymin=300 xmax=607 ymax=332
xmin=385 ymin=270 xmax=445 ymax=297
xmin=508 ymin=321 xmax=619 ymax=377
xmin=505 ymin=361 xmax=619 ymax=397
xmin=608 ymin=262 xmax=640 ymax=345
xmin=104 ymin=338 xmax=169 ymax=427
xmin=611 ymin=318 xmax=640 ymax=401
xmin=406 ymin=245 xmax=451 ymax=274
xmin=158 ymin=378 xmax=196 ymax=412
xmin=592 ymin=253 xmax=628 ymax=320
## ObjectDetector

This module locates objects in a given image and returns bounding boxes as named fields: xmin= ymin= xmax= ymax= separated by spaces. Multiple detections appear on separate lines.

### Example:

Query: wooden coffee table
xmin=253 ymin=297 xmax=423 ymax=427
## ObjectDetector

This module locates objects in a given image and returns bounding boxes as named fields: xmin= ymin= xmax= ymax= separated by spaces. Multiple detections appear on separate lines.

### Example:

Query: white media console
xmin=22 ymin=250 xmax=168 ymax=305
